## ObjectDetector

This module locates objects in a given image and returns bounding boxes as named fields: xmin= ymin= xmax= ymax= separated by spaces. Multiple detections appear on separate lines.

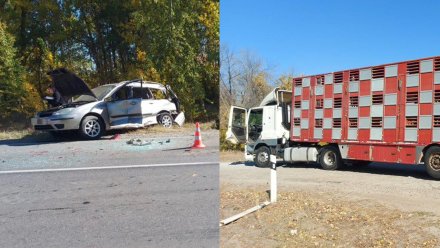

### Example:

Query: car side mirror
xmin=104 ymin=96 xmax=112 ymax=102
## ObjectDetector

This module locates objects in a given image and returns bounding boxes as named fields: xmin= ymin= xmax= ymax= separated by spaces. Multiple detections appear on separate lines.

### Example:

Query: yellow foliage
xmin=135 ymin=65 xmax=161 ymax=82
xmin=277 ymin=74 xmax=293 ymax=90
xmin=46 ymin=51 xmax=54 ymax=66
xmin=21 ymin=82 xmax=44 ymax=117
xmin=136 ymin=48 xmax=147 ymax=62
xmin=199 ymin=1 xmax=219 ymax=39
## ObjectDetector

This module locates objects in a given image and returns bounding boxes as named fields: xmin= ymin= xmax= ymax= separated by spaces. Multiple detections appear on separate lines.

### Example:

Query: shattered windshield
xmin=73 ymin=85 xmax=116 ymax=102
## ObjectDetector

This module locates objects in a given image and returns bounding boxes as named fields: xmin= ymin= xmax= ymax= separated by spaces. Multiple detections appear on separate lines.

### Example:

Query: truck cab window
xmin=248 ymin=109 xmax=263 ymax=142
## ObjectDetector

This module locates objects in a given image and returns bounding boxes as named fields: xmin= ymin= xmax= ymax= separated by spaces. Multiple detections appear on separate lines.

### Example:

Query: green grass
xmin=0 ymin=129 xmax=34 ymax=140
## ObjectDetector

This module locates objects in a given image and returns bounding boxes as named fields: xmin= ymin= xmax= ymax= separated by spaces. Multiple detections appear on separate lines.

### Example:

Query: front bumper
xmin=245 ymin=145 xmax=255 ymax=161
xmin=173 ymin=112 xmax=185 ymax=126
xmin=31 ymin=115 xmax=80 ymax=131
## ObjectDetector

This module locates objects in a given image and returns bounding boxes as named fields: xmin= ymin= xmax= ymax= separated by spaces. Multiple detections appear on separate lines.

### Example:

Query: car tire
xmin=319 ymin=146 xmax=342 ymax=170
xmin=80 ymin=115 xmax=104 ymax=140
xmin=158 ymin=113 xmax=173 ymax=128
xmin=424 ymin=146 xmax=440 ymax=179
xmin=254 ymin=146 xmax=272 ymax=168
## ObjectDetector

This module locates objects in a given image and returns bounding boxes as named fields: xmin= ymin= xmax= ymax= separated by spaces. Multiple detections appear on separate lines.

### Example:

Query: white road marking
xmin=0 ymin=162 xmax=217 ymax=175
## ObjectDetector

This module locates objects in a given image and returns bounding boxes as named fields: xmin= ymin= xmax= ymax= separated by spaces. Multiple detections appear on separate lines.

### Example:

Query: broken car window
xmin=112 ymin=86 xmax=129 ymax=101
xmin=132 ymin=87 xmax=152 ymax=99
xmin=150 ymin=88 xmax=167 ymax=100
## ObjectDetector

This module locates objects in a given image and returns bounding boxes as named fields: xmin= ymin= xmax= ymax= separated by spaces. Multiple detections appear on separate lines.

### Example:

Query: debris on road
xmin=126 ymin=138 xmax=152 ymax=146
xmin=111 ymin=134 xmax=121 ymax=140
xmin=126 ymin=138 xmax=173 ymax=147
xmin=220 ymin=201 xmax=270 ymax=226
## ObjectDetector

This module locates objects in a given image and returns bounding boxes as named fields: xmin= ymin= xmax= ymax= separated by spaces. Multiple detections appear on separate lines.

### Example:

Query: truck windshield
xmin=248 ymin=109 xmax=263 ymax=142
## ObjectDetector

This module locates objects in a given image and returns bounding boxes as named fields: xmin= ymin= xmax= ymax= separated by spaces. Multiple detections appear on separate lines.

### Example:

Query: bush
xmin=220 ymin=128 xmax=244 ymax=151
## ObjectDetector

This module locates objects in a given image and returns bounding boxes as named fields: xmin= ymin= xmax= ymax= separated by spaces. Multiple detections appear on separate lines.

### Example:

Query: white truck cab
xmin=226 ymin=88 xmax=292 ymax=167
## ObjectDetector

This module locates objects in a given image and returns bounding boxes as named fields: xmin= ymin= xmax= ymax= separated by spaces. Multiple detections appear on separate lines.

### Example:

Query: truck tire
xmin=319 ymin=146 xmax=342 ymax=170
xmin=254 ymin=146 xmax=271 ymax=168
xmin=424 ymin=146 xmax=440 ymax=179
xmin=80 ymin=115 xmax=104 ymax=140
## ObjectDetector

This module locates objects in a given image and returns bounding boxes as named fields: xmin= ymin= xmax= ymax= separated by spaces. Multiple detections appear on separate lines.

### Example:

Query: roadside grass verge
xmin=0 ymin=129 xmax=53 ymax=141
xmin=0 ymin=121 xmax=217 ymax=140
xmin=221 ymin=187 xmax=440 ymax=248
xmin=0 ymin=129 xmax=34 ymax=140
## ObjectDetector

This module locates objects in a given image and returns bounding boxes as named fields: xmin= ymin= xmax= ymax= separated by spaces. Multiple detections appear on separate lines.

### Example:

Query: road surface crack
xmin=28 ymin=207 xmax=75 ymax=213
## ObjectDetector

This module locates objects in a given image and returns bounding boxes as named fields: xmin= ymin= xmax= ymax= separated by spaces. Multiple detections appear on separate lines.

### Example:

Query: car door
xmin=146 ymin=87 xmax=172 ymax=116
xmin=107 ymin=86 xmax=129 ymax=126
xmin=226 ymin=106 xmax=248 ymax=144
xmin=126 ymin=86 xmax=143 ymax=124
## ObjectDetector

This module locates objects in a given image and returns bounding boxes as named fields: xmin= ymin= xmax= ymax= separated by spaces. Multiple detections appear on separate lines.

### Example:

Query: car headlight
xmin=53 ymin=108 xmax=74 ymax=116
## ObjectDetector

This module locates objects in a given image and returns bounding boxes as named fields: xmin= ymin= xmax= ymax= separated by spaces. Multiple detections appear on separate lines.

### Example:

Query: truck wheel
xmin=80 ymin=116 xmax=104 ymax=140
xmin=319 ymin=146 xmax=342 ymax=170
xmin=254 ymin=146 xmax=272 ymax=168
xmin=158 ymin=113 xmax=173 ymax=128
xmin=424 ymin=146 xmax=440 ymax=179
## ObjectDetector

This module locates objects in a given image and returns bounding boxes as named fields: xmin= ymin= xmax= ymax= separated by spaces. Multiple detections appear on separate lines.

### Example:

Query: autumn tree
xmin=0 ymin=21 xmax=25 ymax=119
xmin=0 ymin=0 xmax=219 ymax=122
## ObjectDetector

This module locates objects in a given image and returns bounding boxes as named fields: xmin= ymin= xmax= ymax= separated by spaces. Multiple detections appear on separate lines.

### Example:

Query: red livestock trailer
xmin=227 ymin=56 xmax=440 ymax=179
xmin=290 ymin=56 xmax=440 ymax=178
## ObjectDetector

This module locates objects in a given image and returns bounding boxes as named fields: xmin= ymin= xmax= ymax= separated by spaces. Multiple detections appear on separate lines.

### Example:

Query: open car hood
xmin=47 ymin=68 xmax=96 ymax=100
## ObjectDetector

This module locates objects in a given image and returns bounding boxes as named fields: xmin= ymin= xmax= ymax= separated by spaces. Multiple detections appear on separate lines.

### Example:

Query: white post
xmin=270 ymin=155 xmax=277 ymax=203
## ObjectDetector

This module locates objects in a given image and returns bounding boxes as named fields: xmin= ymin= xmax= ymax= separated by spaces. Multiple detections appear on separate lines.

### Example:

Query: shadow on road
xmin=229 ymin=161 xmax=255 ymax=166
xmin=0 ymin=133 xmax=115 ymax=147
xmin=282 ymin=161 xmax=433 ymax=180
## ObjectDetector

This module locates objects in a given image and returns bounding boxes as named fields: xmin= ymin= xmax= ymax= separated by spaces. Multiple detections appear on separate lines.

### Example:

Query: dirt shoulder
xmin=220 ymin=151 xmax=440 ymax=247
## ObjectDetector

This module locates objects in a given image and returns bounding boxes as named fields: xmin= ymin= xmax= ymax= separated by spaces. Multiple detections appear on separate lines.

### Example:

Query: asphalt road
xmin=0 ymin=130 xmax=218 ymax=171
xmin=0 ymin=130 xmax=219 ymax=248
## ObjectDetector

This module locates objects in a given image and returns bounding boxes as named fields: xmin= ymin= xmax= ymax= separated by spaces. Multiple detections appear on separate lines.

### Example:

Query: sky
xmin=220 ymin=0 xmax=440 ymax=79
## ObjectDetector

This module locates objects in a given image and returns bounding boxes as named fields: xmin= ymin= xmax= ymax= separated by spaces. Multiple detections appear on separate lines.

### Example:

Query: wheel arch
xmin=156 ymin=110 xmax=172 ymax=121
xmin=318 ymin=143 xmax=341 ymax=156
xmin=254 ymin=143 xmax=274 ymax=155
xmin=420 ymin=143 xmax=440 ymax=164
xmin=80 ymin=113 xmax=107 ymax=130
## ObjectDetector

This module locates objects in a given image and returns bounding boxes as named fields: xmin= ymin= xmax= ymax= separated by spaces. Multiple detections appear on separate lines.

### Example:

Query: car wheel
xmin=424 ymin=146 xmax=440 ymax=179
xmin=319 ymin=146 xmax=342 ymax=170
xmin=159 ymin=113 xmax=173 ymax=128
xmin=254 ymin=146 xmax=272 ymax=168
xmin=80 ymin=116 xmax=104 ymax=140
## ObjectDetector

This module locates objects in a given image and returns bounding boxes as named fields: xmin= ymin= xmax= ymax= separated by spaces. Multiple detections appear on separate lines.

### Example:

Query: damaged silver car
xmin=31 ymin=68 xmax=185 ymax=139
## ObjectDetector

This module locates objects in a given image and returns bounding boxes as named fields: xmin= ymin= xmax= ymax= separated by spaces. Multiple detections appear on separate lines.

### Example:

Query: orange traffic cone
xmin=192 ymin=122 xmax=206 ymax=149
